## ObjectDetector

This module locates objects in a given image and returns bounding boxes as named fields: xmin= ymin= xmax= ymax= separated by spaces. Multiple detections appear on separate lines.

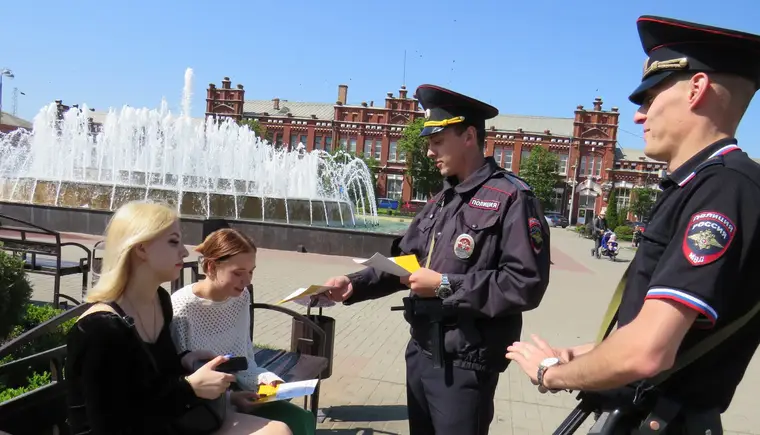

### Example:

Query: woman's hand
xmin=180 ymin=349 xmax=217 ymax=372
xmin=185 ymin=355 xmax=237 ymax=400
xmin=230 ymin=391 xmax=261 ymax=412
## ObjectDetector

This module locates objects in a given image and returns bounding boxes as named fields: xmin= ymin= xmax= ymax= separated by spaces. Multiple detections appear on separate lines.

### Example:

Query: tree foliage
xmin=398 ymin=118 xmax=442 ymax=200
xmin=519 ymin=147 xmax=560 ymax=211
xmin=238 ymin=118 xmax=267 ymax=141
xmin=605 ymin=189 xmax=619 ymax=229
xmin=630 ymin=187 xmax=657 ymax=221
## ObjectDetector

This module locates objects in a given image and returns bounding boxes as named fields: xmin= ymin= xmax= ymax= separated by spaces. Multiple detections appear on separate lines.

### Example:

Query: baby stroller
xmin=599 ymin=230 xmax=619 ymax=261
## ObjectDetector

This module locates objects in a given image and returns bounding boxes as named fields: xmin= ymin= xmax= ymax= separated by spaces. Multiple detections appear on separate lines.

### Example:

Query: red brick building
xmin=205 ymin=77 xmax=671 ymax=225
xmin=0 ymin=111 xmax=31 ymax=134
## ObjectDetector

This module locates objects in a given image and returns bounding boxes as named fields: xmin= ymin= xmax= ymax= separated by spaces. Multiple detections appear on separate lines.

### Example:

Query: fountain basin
xmin=0 ymin=178 xmax=356 ymax=226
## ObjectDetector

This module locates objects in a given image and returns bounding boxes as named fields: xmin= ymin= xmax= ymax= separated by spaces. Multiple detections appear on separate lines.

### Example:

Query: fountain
xmin=0 ymin=68 xmax=379 ymax=228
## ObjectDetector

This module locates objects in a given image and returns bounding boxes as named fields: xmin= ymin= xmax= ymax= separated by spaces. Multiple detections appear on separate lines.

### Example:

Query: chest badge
xmin=454 ymin=234 xmax=475 ymax=259
xmin=529 ymin=217 xmax=543 ymax=254
xmin=683 ymin=211 xmax=736 ymax=266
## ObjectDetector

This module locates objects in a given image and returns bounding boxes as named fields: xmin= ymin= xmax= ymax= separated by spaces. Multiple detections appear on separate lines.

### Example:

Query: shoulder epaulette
xmin=495 ymin=169 xmax=533 ymax=191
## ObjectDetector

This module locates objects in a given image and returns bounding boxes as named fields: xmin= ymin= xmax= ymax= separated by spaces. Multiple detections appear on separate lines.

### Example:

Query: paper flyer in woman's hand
xmin=352 ymin=253 xmax=420 ymax=277
xmin=256 ymin=379 xmax=319 ymax=403
xmin=278 ymin=285 xmax=336 ymax=305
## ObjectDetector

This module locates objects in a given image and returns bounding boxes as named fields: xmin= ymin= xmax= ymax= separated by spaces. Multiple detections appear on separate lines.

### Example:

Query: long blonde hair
xmin=86 ymin=201 xmax=179 ymax=303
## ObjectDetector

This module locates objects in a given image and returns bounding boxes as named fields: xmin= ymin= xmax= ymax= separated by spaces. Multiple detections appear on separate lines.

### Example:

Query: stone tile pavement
xmin=23 ymin=228 xmax=760 ymax=434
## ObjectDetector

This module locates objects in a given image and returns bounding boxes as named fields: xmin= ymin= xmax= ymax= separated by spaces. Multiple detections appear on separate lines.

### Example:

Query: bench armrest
xmin=251 ymin=303 xmax=327 ymax=358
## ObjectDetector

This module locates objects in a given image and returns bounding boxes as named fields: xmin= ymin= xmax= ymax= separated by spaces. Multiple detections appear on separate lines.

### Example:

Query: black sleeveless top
xmin=65 ymin=288 xmax=198 ymax=434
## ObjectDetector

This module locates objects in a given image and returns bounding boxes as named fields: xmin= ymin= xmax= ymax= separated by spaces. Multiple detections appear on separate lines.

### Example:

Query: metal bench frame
xmin=0 ymin=214 xmax=92 ymax=307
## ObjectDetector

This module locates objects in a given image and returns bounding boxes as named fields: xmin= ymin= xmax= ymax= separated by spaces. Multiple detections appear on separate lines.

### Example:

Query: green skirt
xmin=250 ymin=400 xmax=316 ymax=435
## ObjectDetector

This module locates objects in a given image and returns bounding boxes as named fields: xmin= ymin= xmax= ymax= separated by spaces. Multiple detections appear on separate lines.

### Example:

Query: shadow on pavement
xmin=325 ymin=405 xmax=408 ymax=423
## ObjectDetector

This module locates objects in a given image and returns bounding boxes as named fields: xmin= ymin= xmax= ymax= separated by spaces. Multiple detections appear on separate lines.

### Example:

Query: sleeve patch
xmin=682 ymin=211 xmax=736 ymax=266
xmin=646 ymin=287 xmax=718 ymax=325
xmin=528 ymin=217 xmax=543 ymax=254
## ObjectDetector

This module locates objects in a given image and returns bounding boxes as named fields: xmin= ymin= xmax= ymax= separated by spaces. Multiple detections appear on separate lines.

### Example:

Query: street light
xmin=0 ymin=68 xmax=15 ymax=126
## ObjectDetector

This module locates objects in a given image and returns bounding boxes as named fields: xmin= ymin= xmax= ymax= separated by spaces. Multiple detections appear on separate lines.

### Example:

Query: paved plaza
xmin=27 ymin=228 xmax=760 ymax=435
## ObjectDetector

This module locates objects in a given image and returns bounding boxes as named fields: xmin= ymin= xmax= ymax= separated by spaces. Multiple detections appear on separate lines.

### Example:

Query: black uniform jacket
xmin=345 ymin=157 xmax=551 ymax=372
xmin=618 ymin=138 xmax=760 ymax=412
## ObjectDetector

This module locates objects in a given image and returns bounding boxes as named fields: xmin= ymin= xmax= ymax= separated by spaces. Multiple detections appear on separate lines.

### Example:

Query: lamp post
xmin=0 ymin=68 xmax=15 ymax=127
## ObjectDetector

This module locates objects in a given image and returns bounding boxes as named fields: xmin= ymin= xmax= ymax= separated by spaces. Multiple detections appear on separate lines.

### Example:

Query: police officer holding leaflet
xmin=323 ymin=84 xmax=551 ymax=435
xmin=506 ymin=16 xmax=760 ymax=434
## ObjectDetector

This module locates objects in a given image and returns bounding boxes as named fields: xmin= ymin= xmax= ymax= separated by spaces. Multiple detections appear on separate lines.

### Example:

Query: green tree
xmin=605 ymin=189 xmax=619 ymax=229
xmin=398 ymin=118 xmax=443 ymax=200
xmin=519 ymin=147 xmax=560 ymax=211
xmin=238 ymin=118 xmax=267 ymax=141
xmin=630 ymin=187 xmax=657 ymax=221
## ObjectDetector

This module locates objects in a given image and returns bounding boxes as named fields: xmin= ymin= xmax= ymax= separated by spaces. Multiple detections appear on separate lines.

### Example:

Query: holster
xmin=391 ymin=297 xmax=446 ymax=369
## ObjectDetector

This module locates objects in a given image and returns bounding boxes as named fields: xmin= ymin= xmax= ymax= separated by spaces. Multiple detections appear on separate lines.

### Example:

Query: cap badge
xmin=642 ymin=57 xmax=689 ymax=79
xmin=454 ymin=234 xmax=475 ymax=259
xmin=424 ymin=108 xmax=431 ymax=120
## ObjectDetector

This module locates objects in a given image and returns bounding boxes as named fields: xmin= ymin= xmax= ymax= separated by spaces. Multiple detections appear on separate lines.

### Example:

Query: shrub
xmin=0 ymin=371 xmax=51 ymax=403
xmin=0 ymin=245 xmax=33 ymax=342
xmin=614 ymin=225 xmax=634 ymax=241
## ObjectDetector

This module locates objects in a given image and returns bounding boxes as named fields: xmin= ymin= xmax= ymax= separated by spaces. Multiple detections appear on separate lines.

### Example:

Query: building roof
xmin=243 ymin=100 xmax=335 ymax=120
xmin=486 ymin=114 xmax=575 ymax=136
xmin=0 ymin=111 xmax=32 ymax=129
xmin=242 ymin=98 xmax=576 ymax=136
xmin=616 ymin=147 xmax=664 ymax=163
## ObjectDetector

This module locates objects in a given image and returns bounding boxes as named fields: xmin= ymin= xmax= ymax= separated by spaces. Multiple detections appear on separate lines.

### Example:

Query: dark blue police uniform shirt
xmin=618 ymin=138 xmax=760 ymax=411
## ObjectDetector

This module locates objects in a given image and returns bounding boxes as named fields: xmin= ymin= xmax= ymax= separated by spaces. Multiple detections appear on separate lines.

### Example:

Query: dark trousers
xmin=405 ymin=340 xmax=500 ymax=435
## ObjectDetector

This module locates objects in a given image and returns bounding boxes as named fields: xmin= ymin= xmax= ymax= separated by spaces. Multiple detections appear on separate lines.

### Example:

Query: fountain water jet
xmin=0 ymin=68 xmax=379 ymax=228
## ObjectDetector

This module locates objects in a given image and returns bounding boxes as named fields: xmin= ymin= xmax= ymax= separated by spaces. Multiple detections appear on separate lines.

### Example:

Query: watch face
xmin=437 ymin=286 xmax=453 ymax=299
xmin=541 ymin=357 xmax=560 ymax=368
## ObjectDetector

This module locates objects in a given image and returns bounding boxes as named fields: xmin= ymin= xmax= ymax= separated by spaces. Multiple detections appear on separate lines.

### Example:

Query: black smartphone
xmin=194 ymin=356 xmax=248 ymax=373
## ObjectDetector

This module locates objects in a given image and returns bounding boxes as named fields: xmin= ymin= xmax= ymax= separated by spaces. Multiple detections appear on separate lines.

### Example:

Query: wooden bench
xmin=0 ymin=214 xmax=92 ymax=308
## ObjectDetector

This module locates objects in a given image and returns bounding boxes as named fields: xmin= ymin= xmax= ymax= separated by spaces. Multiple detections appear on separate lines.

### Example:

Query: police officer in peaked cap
xmin=506 ymin=15 xmax=760 ymax=433
xmin=323 ymin=84 xmax=552 ymax=435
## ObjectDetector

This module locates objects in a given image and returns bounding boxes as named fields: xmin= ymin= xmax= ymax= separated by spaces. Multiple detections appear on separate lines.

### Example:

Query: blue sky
xmin=2 ymin=0 xmax=759 ymax=155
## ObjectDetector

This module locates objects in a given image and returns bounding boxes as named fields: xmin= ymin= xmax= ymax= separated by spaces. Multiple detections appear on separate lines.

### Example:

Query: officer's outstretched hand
xmin=324 ymin=276 xmax=353 ymax=302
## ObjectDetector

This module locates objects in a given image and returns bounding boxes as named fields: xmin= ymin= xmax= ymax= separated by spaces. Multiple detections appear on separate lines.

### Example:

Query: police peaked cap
xmin=629 ymin=15 xmax=760 ymax=105
xmin=415 ymin=84 xmax=499 ymax=137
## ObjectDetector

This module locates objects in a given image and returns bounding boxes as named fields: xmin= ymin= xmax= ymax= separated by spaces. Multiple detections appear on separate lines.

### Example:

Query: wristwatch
xmin=537 ymin=357 xmax=560 ymax=391
xmin=435 ymin=274 xmax=453 ymax=299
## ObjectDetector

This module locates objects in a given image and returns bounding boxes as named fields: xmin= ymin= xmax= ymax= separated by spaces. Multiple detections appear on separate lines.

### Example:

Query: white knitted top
xmin=170 ymin=284 xmax=283 ymax=390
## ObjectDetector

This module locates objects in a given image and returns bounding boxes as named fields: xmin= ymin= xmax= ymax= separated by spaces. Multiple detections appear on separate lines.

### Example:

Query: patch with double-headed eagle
xmin=528 ymin=217 xmax=543 ymax=254
xmin=682 ymin=211 xmax=736 ymax=266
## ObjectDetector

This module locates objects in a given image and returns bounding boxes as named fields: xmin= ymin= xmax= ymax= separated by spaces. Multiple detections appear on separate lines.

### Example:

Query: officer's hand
xmin=407 ymin=268 xmax=442 ymax=298
xmin=324 ymin=276 xmax=353 ymax=302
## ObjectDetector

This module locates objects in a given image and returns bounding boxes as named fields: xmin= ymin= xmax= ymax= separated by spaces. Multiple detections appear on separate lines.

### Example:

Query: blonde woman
xmin=65 ymin=201 xmax=292 ymax=435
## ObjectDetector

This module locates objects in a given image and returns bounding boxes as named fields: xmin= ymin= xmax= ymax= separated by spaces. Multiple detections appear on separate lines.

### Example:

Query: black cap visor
xmin=420 ymin=126 xmax=445 ymax=137
xmin=628 ymin=71 xmax=676 ymax=105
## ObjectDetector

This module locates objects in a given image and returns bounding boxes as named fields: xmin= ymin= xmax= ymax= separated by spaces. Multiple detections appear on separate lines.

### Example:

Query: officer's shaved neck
xmin=668 ymin=73 xmax=755 ymax=171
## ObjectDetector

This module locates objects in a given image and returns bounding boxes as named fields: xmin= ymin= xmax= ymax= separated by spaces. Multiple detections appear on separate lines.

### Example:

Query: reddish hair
xmin=195 ymin=228 xmax=257 ymax=274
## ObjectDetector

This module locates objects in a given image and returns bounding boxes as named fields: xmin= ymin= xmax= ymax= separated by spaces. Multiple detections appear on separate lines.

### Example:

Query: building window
xmin=388 ymin=140 xmax=398 ymax=162
xmin=550 ymin=188 xmax=564 ymax=212
xmin=325 ymin=136 xmax=332 ymax=152
xmin=557 ymin=153 xmax=569 ymax=175
xmin=580 ymin=156 xmax=588 ymax=176
xmin=374 ymin=139 xmax=382 ymax=160
xmin=413 ymin=186 xmax=427 ymax=201
xmin=290 ymin=134 xmax=298 ymax=148
xmin=364 ymin=139 xmax=372 ymax=158
xmin=339 ymin=135 xmax=348 ymax=150
xmin=398 ymin=142 xmax=406 ymax=162
xmin=274 ymin=132 xmax=283 ymax=147
xmin=520 ymin=149 xmax=531 ymax=173
xmin=386 ymin=175 xmax=403 ymax=200
xmin=494 ymin=147 xmax=502 ymax=166
xmin=314 ymin=135 xmax=322 ymax=150
xmin=593 ymin=156 xmax=602 ymax=177
xmin=616 ymin=188 xmax=631 ymax=209
xmin=350 ymin=138 xmax=357 ymax=154
xmin=503 ymin=150 xmax=513 ymax=171
xmin=300 ymin=135 xmax=307 ymax=147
